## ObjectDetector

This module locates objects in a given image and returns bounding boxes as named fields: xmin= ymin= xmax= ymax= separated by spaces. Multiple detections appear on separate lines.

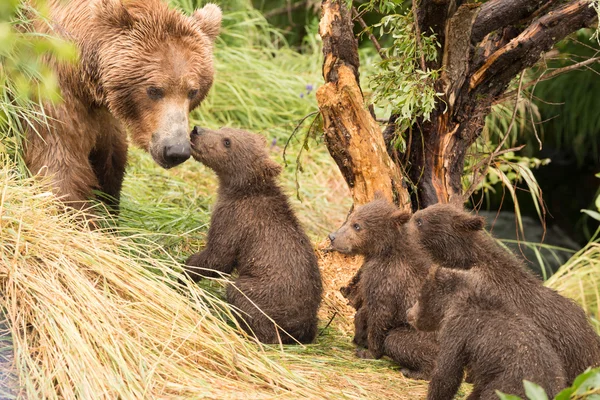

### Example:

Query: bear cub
xmin=340 ymin=269 xmax=368 ymax=348
xmin=407 ymin=266 xmax=566 ymax=400
xmin=329 ymin=197 xmax=438 ymax=379
xmin=183 ymin=127 xmax=323 ymax=344
xmin=409 ymin=203 xmax=600 ymax=384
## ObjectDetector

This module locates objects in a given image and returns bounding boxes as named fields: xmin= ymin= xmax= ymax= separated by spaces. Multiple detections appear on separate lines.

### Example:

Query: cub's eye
xmin=353 ymin=223 xmax=361 ymax=231
xmin=223 ymin=138 xmax=231 ymax=148
xmin=416 ymin=218 xmax=423 ymax=227
xmin=188 ymin=89 xmax=199 ymax=99
xmin=147 ymin=86 xmax=164 ymax=100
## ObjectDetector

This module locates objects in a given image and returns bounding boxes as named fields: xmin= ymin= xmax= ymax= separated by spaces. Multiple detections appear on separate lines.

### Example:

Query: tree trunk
xmin=316 ymin=0 xmax=411 ymax=211
xmin=316 ymin=0 xmax=597 ymax=210
xmin=406 ymin=0 xmax=597 ymax=208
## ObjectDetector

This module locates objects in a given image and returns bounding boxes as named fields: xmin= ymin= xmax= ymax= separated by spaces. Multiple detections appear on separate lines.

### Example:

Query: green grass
xmin=1 ymin=0 xmax=599 ymax=398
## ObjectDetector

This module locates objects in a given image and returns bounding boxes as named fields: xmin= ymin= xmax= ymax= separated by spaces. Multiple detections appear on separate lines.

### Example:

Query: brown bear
xmin=407 ymin=266 xmax=567 ymax=400
xmin=182 ymin=127 xmax=323 ymax=344
xmin=340 ymin=269 xmax=368 ymax=348
xmin=328 ymin=198 xmax=438 ymax=380
xmin=409 ymin=203 xmax=600 ymax=384
xmin=25 ymin=0 xmax=222 ymax=211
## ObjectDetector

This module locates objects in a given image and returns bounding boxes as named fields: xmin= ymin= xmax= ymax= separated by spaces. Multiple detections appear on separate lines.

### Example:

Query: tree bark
xmin=316 ymin=0 xmax=597 ymax=210
xmin=406 ymin=0 xmax=597 ymax=208
xmin=316 ymin=0 xmax=411 ymax=210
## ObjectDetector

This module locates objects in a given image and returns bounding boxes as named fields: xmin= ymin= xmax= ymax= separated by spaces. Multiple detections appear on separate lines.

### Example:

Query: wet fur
xmin=184 ymin=128 xmax=323 ymax=344
xmin=408 ymin=266 xmax=567 ymax=400
xmin=25 ymin=0 xmax=221 ymax=211
xmin=329 ymin=198 xmax=438 ymax=379
xmin=409 ymin=203 xmax=600 ymax=384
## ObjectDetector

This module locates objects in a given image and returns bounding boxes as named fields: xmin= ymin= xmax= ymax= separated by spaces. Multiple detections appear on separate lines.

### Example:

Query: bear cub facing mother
xmin=183 ymin=127 xmax=322 ymax=344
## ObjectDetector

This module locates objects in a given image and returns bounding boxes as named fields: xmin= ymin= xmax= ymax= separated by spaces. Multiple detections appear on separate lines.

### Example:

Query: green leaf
xmin=496 ymin=390 xmax=522 ymax=400
xmin=573 ymin=368 xmax=600 ymax=395
xmin=523 ymin=380 xmax=548 ymax=400
xmin=582 ymin=209 xmax=600 ymax=221
xmin=553 ymin=387 xmax=575 ymax=400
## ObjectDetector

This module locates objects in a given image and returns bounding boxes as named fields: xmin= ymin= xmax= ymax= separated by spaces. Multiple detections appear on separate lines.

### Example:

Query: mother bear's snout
xmin=162 ymin=138 xmax=191 ymax=167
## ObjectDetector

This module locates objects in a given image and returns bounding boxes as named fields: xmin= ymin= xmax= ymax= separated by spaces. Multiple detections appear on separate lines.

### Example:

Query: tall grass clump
xmin=0 ymin=165 xmax=359 ymax=399
xmin=546 ymin=232 xmax=600 ymax=332
xmin=0 ymin=1 xmax=76 ymax=173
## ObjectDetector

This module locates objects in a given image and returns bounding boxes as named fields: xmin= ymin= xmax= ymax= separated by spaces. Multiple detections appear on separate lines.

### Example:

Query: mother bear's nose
xmin=163 ymin=139 xmax=191 ymax=167
xmin=328 ymin=233 xmax=336 ymax=242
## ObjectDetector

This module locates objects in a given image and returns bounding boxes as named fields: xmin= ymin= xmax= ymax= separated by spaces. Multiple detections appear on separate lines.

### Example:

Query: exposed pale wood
xmin=317 ymin=0 xmax=597 ymax=210
xmin=317 ymin=0 xmax=411 ymax=210
xmin=470 ymin=0 xmax=596 ymax=92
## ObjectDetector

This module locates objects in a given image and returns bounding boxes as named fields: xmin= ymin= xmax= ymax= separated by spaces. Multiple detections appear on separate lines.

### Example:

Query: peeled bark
xmin=406 ymin=0 xmax=597 ymax=208
xmin=317 ymin=0 xmax=597 ymax=209
xmin=316 ymin=0 xmax=411 ymax=210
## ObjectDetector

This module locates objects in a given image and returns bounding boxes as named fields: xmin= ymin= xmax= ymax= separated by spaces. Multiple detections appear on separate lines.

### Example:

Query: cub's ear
xmin=94 ymin=0 xmax=133 ymax=29
xmin=391 ymin=210 xmax=411 ymax=226
xmin=263 ymin=159 xmax=283 ymax=178
xmin=456 ymin=214 xmax=485 ymax=232
xmin=192 ymin=3 xmax=222 ymax=42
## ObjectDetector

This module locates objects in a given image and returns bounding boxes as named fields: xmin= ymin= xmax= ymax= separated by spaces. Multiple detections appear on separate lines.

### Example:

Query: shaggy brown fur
xmin=409 ymin=203 xmax=600 ymax=384
xmin=25 ymin=0 xmax=222 ymax=211
xmin=329 ymin=198 xmax=438 ymax=379
xmin=340 ymin=269 xmax=368 ymax=347
xmin=408 ymin=266 xmax=567 ymax=400
xmin=183 ymin=127 xmax=323 ymax=344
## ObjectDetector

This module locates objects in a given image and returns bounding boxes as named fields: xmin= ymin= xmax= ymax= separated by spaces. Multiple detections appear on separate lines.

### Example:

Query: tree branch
xmin=416 ymin=0 xmax=453 ymax=70
xmin=352 ymin=7 xmax=386 ymax=60
xmin=317 ymin=0 xmax=412 ymax=210
xmin=469 ymin=0 xmax=597 ymax=98
xmin=471 ymin=0 xmax=550 ymax=44
xmin=495 ymin=55 xmax=600 ymax=104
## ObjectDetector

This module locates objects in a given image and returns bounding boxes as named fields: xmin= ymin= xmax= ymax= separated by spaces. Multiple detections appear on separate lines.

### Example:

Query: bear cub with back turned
xmin=407 ymin=266 xmax=566 ymax=400
xmin=329 ymin=197 xmax=438 ymax=379
xmin=408 ymin=203 xmax=600 ymax=384
xmin=183 ymin=127 xmax=323 ymax=344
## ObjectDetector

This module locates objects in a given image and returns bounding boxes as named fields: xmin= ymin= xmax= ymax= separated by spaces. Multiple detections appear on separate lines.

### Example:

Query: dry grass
xmin=0 ymin=164 xmax=441 ymax=399
xmin=546 ymin=239 xmax=600 ymax=331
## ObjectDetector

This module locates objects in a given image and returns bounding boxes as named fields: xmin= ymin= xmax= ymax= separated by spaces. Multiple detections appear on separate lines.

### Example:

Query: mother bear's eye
xmin=188 ymin=89 xmax=199 ymax=99
xmin=353 ymin=223 xmax=361 ymax=231
xmin=147 ymin=86 xmax=164 ymax=100
xmin=223 ymin=138 xmax=231 ymax=148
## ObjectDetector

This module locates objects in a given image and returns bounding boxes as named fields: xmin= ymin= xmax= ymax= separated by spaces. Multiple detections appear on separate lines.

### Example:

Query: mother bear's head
xmin=94 ymin=0 xmax=221 ymax=168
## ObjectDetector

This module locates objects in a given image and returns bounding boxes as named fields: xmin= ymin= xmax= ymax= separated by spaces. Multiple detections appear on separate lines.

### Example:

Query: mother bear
xmin=25 ymin=0 xmax=222 ymax=211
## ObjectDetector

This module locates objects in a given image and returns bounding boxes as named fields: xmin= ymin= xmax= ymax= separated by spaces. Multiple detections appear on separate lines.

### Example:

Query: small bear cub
xmin=408 ymin=203 xmax=600 ymax=384
xmin=329 ymin=197 xmax=438 ymax=379
xmin=407 ymin=265 xmax=566 ymax=400
xmin=183 ymin=127 xmax=323 ymax=344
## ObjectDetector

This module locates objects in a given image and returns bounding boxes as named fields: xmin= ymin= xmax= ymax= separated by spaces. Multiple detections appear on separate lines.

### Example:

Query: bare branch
xmin=351 ymin=7 xmax=386 ymax=60
xmin=412 ymin=1 xmax=427 ymax=71
xmin=317 ymin=0 xmax=412 ymax=209
xmin=471 ymin=0 xmax=551 ymax=44
xmin=416 ymin=0 xmax=453 ymax=70
xmin=469 ymin=0 xmax=597 ymax=98
xmin=495 ymin=56 xmax=600 ymax=104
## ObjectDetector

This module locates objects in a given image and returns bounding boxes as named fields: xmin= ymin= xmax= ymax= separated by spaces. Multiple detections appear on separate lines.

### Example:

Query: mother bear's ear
xmin=191 ymin=3 xmax=222 ymax=42
xmin=94 ymin=0 xmax=134 ymax=29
